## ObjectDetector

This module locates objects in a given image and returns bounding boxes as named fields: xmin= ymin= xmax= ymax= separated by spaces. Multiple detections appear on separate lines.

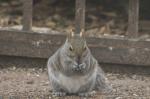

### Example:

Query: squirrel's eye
xmin=69 ymin=46 xmax=73 ymax=51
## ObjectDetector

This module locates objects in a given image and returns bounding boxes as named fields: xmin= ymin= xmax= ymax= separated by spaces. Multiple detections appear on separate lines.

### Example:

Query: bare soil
xmin=0 ymin=67 xmax=149 ymax=99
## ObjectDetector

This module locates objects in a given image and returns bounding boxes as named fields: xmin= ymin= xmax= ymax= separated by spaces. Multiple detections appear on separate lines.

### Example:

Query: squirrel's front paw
xmin=73 ymin=63 xmax=86 ymax=71
xmin=79 ymin=63 xmax=86 ymax=69
xmin=52 ymin=91 xmax=66 ymax=97
xmin=78 ymin=91 xmax=96 ymax=97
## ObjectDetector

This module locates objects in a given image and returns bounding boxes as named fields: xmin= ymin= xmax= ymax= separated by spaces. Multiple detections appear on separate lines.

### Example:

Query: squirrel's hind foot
xmin=52 ymin=91 xmax=66 ymax=97
xmin=78 ymin=91 xmax=96 ymax=97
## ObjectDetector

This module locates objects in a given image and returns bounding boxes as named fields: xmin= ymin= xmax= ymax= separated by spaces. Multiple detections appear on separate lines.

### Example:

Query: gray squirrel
xmin=47 ymin=30 xmax=112 ymax=97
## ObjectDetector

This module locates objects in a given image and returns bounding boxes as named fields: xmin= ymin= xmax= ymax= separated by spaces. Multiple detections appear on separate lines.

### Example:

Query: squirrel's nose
xmin=76 ymin=56 xmax=81 ymax=65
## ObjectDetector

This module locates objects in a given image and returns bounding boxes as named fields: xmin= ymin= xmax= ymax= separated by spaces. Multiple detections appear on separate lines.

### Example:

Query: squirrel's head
xmin=64 ymin=29 xmax=88 ymax=65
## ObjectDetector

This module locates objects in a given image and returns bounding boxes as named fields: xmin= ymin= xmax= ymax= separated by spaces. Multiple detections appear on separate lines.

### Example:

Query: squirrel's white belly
xmin=58 ymin=72 xmax=96 ymax=93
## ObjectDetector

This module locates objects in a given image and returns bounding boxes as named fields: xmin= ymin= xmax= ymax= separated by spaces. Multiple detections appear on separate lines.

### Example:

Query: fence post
xmin=127 ymin=0 xmax=139 ymax=38
xmin=75 ymin=0 xmax=86 ymax=33
xmin=22 ymin=0 xmax=33 ymax=31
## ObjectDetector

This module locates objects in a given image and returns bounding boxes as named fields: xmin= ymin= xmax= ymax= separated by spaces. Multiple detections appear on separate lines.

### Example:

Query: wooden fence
xmin=0 ymin=0 xmax=150 ymax=66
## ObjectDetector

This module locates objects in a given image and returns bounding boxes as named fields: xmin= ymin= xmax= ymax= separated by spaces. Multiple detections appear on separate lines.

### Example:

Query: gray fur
xmin=47 ymin=34 xmax=112 ymax=96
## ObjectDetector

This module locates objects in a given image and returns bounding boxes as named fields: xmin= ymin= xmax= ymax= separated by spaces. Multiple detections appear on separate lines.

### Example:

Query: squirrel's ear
xmin=67 ymin=29 xmax=74 ymax=39
xmin=80 ymin=29 xmax=85 ymax=37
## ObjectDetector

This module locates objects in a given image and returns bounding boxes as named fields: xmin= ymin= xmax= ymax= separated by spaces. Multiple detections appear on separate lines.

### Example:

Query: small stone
xmin=49 ymin=96 xmax=52 ymax=99
xmin=108 ymin=46 xmax=113 ymax=51
xmin=133 ymin=93 xmax=138 ymax=96
xmin=26 ymin=80 xmax=34 ymax=84
xmin=36 ymin=74 xmax=40 ymax=77
xmin=115 ymin=97 xmax=122 ymax=99
xmin=12 ymin=66 xmax=16 ymax=70
xmin=27 ymin=73 xmax=31 ymax=76
xmin=132 ymin=75 xmax=137 ymax=80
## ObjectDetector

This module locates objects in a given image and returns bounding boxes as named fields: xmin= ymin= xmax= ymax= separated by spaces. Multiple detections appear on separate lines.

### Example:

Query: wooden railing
xmin=127 ymin=0 xmax=139 ymax=38
xmin=21 ymin=0 xmax=140 ymax=37
xmin=0 ymin=0 xmax=150 ymax=66
xmin=22 ymin=0 xmax=33 ymax=31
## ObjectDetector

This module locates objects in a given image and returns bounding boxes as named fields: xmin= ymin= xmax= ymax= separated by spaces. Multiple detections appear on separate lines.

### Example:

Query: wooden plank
xmin=22 ymin=0 xmax=33 ymax=31
xmin=127 ymin=0 xmax=139 ymax=38
xmin=139 ymin=20 xmax=150 ymax=31
xmin=75 ymin=0 xmax=85 ymax=33
xmin=0 ymin=30 xmax=150 ymax=66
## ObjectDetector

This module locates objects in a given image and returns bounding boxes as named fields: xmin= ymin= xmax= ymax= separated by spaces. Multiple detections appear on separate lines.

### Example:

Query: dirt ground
xmin=0 ymin=67 xmax=149 ymax=99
